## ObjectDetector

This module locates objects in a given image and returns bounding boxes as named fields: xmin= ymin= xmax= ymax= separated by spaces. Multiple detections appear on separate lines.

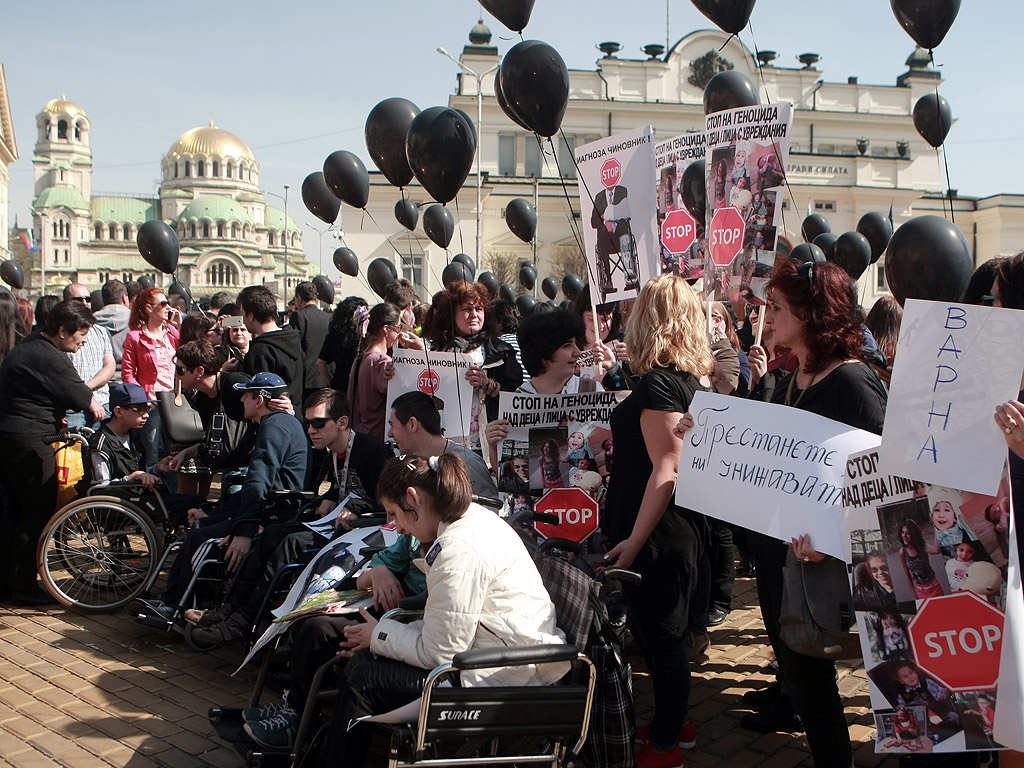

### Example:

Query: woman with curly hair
xmin=897 ymin=518 xmax=944 ymax=599
xmin=317 ymin=295 xmax=368 ymax=394
xmin=603 ymin=273 xmax=713 ymax=767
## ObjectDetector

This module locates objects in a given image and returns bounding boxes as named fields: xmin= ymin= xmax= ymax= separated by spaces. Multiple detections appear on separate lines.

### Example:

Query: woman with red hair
xmin=744 ymin=260 xmax=887 ymax=766
xmin=121 ymin=287 xmax=181 ymax=464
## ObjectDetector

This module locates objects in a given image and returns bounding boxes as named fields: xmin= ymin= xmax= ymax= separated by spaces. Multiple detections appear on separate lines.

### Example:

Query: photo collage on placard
xmin=850 ymin=478 xmax=1010 ymax=753
xmin=656 ymin=156 xmax=706 ymax=281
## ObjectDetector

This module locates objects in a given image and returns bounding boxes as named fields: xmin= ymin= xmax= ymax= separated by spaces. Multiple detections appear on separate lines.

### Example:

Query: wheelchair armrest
xmin=380 ymin=608 xmax=424 ymax=624
xmin=451 ymin=643 xmax=579 ymax=671
xmin=596 ymin=567 xmax=641 ymax=585
xmin=265 ymin=489 xmax=318 ymax=504
xmin=538 ymin=537 xmax=583 ymax=555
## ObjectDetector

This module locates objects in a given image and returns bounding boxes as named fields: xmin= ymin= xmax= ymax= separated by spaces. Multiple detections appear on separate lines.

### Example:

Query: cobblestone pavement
xmin=0 ymin=574 xmax=903 ymax=767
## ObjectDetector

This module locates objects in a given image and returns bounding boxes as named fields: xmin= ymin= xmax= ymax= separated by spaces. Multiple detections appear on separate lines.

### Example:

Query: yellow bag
xmin=55 ymin=440 xmax=85 ymax=508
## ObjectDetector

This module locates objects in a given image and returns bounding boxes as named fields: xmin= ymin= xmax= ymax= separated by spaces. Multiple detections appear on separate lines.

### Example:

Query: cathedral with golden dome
xmin=29 ymin=96 xmax=310 ymax=294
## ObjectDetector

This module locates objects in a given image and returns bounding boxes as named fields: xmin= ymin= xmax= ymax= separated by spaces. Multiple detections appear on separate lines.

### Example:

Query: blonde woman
xmin=603 ymin=274 xmax=712 ymax=768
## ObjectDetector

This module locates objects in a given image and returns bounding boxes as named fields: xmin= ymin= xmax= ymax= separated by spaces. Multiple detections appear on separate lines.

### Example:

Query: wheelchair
xmin=595 ymin=217 xmax=640 ymax=304
xmin=36 ymin=427 xmax=185 ymax=613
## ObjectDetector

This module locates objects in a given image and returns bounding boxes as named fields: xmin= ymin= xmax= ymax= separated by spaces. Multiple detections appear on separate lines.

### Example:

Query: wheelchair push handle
xmin=471 ymin=493 xmax=503 ymax=511
xmin=43 ymin=426 xmax=93 ymax=447
xmin=451 ymin=643 xmax=579 ymax=671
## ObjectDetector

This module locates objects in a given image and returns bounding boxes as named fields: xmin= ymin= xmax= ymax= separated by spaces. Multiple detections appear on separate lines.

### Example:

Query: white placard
xmin=879 ymin=300 xmax=1024 ymax=495
xmin=386 ymin=348 xmax=475 ymax=441
xmin=676 ymin=391 xmax=880 ymax=560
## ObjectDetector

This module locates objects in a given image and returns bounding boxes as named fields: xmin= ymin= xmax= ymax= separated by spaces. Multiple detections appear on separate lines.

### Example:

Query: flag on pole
xmin=18 ymin=230 xmax=36 ymax=252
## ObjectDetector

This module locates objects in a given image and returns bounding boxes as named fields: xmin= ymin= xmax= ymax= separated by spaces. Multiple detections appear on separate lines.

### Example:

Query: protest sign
xmin=575 ymin=126 xmax=660 ymax=310
xmin=704 ymin=103 xmax=793 ymax=302
xmin=655 ymin=132 xmax=706 ymax=280
xmin=879 ymin=300 xmax=1024 ymax=496
xmin=841 ymin=447 xmax=1020 ymax=752
xmin=495 ymin=389 xmax=627 ymax=533
xmin=675 ymin=391 xmax=880 ymax=560
xmin=386 ymin=348 xmax=475 ymax=443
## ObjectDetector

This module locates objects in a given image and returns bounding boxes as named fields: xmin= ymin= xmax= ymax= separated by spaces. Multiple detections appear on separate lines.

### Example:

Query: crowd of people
xmin=0 ymin=252 xmax=1021 ymax=768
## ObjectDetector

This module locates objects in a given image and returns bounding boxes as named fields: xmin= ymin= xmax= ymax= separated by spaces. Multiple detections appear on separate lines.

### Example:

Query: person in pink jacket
xmin=121 ymin=287 xmax=181 ymax=465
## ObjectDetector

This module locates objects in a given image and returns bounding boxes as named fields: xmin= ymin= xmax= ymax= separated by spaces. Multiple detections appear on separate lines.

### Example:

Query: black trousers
xmin=286 ymin=614 xmax=357 ymax=710
xmin=0 ymin=433 xmax=57 ymax=592
xmin=232 ymin=525 xmax=319 ymax=622
xmin=324 ymin=650 xmax=428 ymax=768
xmin=747 ymin=531 xmax=851 ymax=768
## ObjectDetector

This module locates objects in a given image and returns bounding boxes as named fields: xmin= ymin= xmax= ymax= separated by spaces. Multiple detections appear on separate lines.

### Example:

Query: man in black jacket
xmin=238 ymin=285 xmax=304 ymax=406
xmin=289 ymin=281 xmax=331 ymax=400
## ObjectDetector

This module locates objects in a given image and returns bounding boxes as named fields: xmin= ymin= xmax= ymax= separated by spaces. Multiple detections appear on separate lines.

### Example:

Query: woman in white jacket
xmin=324 ymin=452 xmax=568 ymax=767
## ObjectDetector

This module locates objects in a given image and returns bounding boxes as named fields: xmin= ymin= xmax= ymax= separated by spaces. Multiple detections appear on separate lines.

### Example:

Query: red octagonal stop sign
xmin=709 ymin=206 xmax=746 ymax=267
xmin=908 ymin=591 xmax=1004 ymax=692
xmin=417 ymin=368 xmax=440 ymax=395
xmin=533 ymin=487 xmax=599 ymax=543
xmin=661 ymin=208 xmax=698 ymax=255
xmin=601 ymin=158 xmax=621 ymax=189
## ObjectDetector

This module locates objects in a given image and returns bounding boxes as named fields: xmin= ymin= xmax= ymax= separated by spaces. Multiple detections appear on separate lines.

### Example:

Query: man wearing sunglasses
xmin=63 ymin=283 xmax=115 ymax=426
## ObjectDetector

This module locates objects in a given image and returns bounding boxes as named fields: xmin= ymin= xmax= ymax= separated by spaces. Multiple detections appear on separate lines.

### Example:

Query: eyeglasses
xmin=307 ymin=417 xmax=331 ymax=430
xmin=982 ymin=294 xmax=999 ymax=307
xmin=126 ymin=404 xmax=153 ymax=414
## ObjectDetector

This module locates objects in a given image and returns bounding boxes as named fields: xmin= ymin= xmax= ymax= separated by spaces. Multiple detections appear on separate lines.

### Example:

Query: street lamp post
xmin=306 ymin=220 xmax=344 ymax=273
xmin=437 ymin=47 xmax=498 ymax=264
xmin=262 ymin=185 xmax=293 ymax=300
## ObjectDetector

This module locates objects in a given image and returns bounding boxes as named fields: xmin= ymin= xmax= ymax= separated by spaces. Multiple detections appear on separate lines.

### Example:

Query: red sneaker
xmin=635 ymin=720 xmax=696 ymax=749
xmin=635 ymin=743 xmax=684 ymax=768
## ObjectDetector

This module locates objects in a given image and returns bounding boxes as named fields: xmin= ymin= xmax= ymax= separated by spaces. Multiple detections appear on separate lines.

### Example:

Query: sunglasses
xmin=70 ymin=295 xmax=90 ymax=303
xmin=797 ymin=261 xmax=815 ymax=290
xmin=125 ymin=404 xmax=154 ymax=414
xmin=153 ymin=300 xmax=169 ymax=308
xmin=307 ymin=417 xmax=331 ymax=430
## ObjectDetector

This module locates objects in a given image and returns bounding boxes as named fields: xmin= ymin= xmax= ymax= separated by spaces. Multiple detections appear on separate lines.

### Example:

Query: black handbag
xmin=778 ymin=548 xmax=861 ymax=661
xmin=155 ymin=383 xmax=205 ymax=444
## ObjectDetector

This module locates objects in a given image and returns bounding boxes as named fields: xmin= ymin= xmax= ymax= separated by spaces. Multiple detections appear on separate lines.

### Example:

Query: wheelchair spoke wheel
xmin=37 ymin=496 xmax=160 ymax=613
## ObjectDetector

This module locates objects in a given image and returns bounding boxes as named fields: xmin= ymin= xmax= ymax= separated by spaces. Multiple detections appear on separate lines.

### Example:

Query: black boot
xmin=741 ymin=679 xmax=781 ymax=711
xmin=740 ymin=694 xmax=801 ymax=733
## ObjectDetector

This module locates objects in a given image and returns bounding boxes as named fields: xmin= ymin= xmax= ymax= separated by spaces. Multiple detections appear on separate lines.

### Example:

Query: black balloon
xmin=137 ymin=220 xmax=179 ymax=274
xmin=690 ymin=0 xmax=757 ymax=35
xmin=518 ymin=262 xmax=537 ymax=290
xmin=137 ymin=274 xmax=155 ymax=290
xmin=505 ymin=198 xmax=537 ymax=243
xmin=442 ymin=261 xmax=474 ymax=288
xmin=367 ymin=257 xmax=398 ymax=299
xmin=516 ymin=293 xmax=538 ymax=316
xmin=498 ymin=284 xmax=516 ymax=303
xmin=857 ymin=212 xmax=894 ymax=264
xmin=365 ymin=98 xmax=420 ymax=188
xmin=477 ymin=271 xmax=499 ymax=298
xmin=801 ymin=214 xmax=831 ymax=243
xmin=395 ymin=198 xmax=419 ymax=231
xmin=703 ymin=71 xmax=760 ymax=116
xmin=559 ymin=299 xmax=572 ymax=310
xmin=494 ymin=68 xmax=531 ymax=130
xmin=541 ymin=277 xmax=558 ymax=300
xmin=301 ymin=172 xmax=340 ymax=225
xmin=913 ymin=93 xmax=953 ymax=148
xmin=478 ymin=0 xmax=535 ymax=32
xmin=788 ymin=243 xmax=826 ymax=264
xmin=313 ymin=275 xmax=335 ymax=304
xmin=168 ymin=278 xmax=189 ymax=298
xmin=499 ymin=41 xmax=569 ymax=138
xmin=406 ymin=107 xmax=476 ymax=205
xmin=830 ymin=231 xmax=872 ymax=280
xmin=423 ymin=204 xmax=455 ymax=249
xmin=680 ymin=160 xmax=707 ymax=221
xmin=812 ymin=232 xmax=838 ymax=260
xmin=0 ymin=259 xmax=23 ymax=290
xmin=323 ymin=150 xmax=370 ymax=209
xmin=452 ymin=253 xmax=476 ymax=274
xmin=885 ymin=215 xmax=972 ymax=306
xmin=333 ymin=247 xmax=359 ymax=277
xmin=891 ymin=0 xmax=961 ymax=49
xmin=561 ymin=273 xmax=583 ymax=300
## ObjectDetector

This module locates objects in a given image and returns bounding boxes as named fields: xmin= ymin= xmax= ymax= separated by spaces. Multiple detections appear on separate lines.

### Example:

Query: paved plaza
xmin=0 ymin=574 xmax=905 ymax=768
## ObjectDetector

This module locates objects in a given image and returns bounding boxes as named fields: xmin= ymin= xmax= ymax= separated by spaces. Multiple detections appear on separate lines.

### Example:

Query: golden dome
xmin=166 ymin=121 xmax=255 ymax=162
xmin=43 ymin=95 xmax=86 ymax=119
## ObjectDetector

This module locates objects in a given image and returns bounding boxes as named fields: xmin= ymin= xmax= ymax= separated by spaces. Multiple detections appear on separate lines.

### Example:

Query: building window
xmin=53 ymin=248 xmax=58 ymax=263
xmin=217 ymin=222 xmax=225 ymax=238
xmin=173 ymin=163 xmax=178 ymax=178
xmin=184 ymin=160 xmax=191 ymax=177
xmin=94 ymin=224 xmax=102 ymax=239
xmin=402 ymin=253 xmax=423 ymax=291
xmin=231 ymin=223 xmax=240 ymax=239
xmin=556 ymin=135 xmax=576 ymax=179
xmin=57 ymin=120 xmax=68 ymax=139
xmin=108 ymin=223 xmax=117 ymax=240
xmin=212 ymin=161 xmax=219 ymax=177
xmin=52 ymin=222 xmax=57 ymax=237
xmin=268 ymin=232 xmax=275 ymax=246
xmin=876 ymin=262 xmax=888 ymax=291
xmin=64 ymin=249 xmax=69 ymax=263
xmin=198 ymin=160 xmax=205 ymax=177
xmin=498 ymin=134 xmax=516 ymax=176
xmin=226 ymin=162 xmax=233 ymax=179
xmin=814 ymin=201 xmax=836 ymax=212
xmin=123 ymin=224 xmax=131 ymax=240
xmin=206 ymin=261 xmax=239 ymax=287
xmin=189 ymin=222 xmax=196 ymax=238
xmin=75 ymin=123 xmax=82 ymax=141
xmin=202 ymin=222 xmax=210 ymax=238
xmin=291 ymin=232 xmax=298 ymax=247
xmin=525 ymin=135 xmax=542 ymax=178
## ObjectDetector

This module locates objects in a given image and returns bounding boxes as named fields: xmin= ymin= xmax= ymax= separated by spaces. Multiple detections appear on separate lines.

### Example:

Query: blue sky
xmin=3 ymin=0 xmax=1019 ymax=265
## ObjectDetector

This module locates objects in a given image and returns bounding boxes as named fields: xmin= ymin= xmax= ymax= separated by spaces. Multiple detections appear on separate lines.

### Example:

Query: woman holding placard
xmin=743 ymin=260 xmax=887 ymax=767
xmin=603 ymin=274 xmax=713 ymax=768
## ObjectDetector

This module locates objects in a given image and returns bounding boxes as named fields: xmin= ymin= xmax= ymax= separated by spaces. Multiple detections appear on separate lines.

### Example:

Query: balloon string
xmin=718 ymin=34 xmax=735 ymax=53
xmin=453 ymin=197 xmax=466 ymax=258
xmin=548 ymin=132 xmax=604 ymax=299
xmin=362 ymin=207 xmax=445 ymax=290
xmin=925 ymin=49 xmax=955 ymax=224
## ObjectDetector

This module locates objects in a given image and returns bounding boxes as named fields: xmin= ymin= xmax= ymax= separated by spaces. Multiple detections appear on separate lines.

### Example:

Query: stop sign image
xmin=708 ymin=206 xmax=746 ymax=267
xmin=417 ymin=368 xmax=440 ymax=395
xmin=661 ymin=208 xmax=698 ymax=255
xmin=600 ymin=157 xmax=621 ymax=189
xmin=908 ymin=591 xmax=1004 ymax=692
xmin=533 ymin=487 xmax=599 ymax=543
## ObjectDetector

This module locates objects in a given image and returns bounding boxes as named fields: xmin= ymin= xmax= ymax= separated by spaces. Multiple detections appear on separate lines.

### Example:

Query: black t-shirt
xmin=604 ymin=366 xmax=702 ymax=544
xmin=318 ymin=332 xmax=359 ymax=393
xmin=769 ymin=361 xmax=887 ymax=435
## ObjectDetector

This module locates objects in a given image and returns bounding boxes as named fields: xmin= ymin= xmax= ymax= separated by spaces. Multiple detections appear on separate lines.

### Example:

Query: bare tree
xmin=549 ymin=244 xmax=588 ymax=284
xmin=481 ymin=249 xmax=520 ymax=287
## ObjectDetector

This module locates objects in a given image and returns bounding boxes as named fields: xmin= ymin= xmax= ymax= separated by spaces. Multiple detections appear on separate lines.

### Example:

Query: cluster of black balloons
xmin=795 ymin=212 xmax=892 ymax=280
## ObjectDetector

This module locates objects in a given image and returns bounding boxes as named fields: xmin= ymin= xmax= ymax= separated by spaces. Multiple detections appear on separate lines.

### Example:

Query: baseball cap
xmin=233 ymin=372 xmax=288 ymax=399
xmin=109 ymin=382 xmax=157 ymax=409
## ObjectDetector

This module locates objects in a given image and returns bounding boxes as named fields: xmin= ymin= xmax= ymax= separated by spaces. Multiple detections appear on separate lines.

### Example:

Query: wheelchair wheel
xmin=37 ymin=495 xmax=161 ymax=613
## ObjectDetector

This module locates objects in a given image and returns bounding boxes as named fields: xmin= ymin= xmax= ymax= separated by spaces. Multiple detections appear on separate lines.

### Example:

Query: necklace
xmin=785 ymin=369 xmax=818 ymax=408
